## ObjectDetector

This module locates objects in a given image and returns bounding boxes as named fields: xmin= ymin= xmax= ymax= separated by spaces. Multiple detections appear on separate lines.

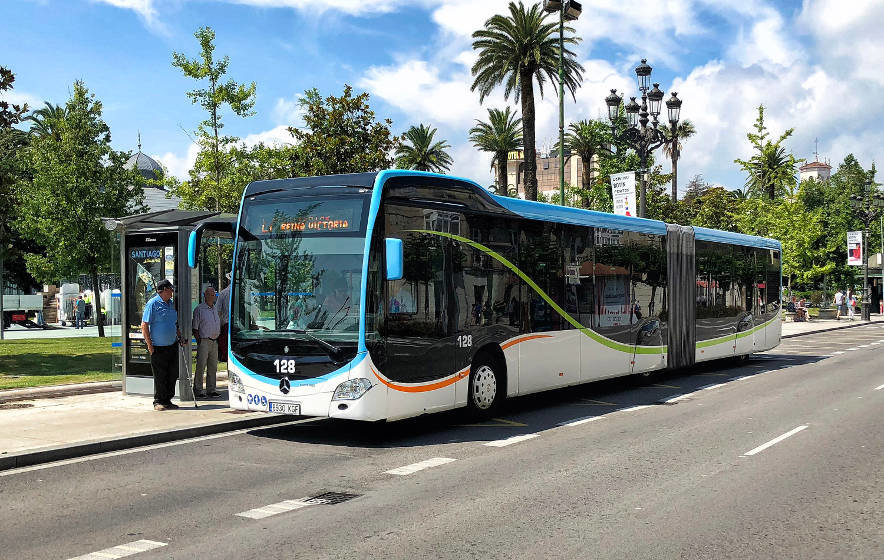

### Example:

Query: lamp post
xmin=543 ymin=0 xmax=581 ymax=206
xmin=849 ymin=174 xmax=884 ymax=320
xmin=604 ymin=59 xmax=681 ymax=218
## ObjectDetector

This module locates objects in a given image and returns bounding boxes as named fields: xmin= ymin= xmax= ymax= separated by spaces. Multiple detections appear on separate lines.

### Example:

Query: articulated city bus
xmin=189 ymin=170 xmax=781 ymax=422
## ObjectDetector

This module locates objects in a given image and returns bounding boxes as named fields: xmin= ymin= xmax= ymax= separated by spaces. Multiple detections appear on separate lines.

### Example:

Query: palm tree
xmin=395 ymin=124 xmax=453 ymax=174
xmin=730 ymin=188 xmax=748 ymax=200
xmin=662 ymin=119 xmax=696 ymax=201
xmin=27 ymin=102 xmax=65 ymax=139
xmin=469 ymin=107 xmax=522 ymax=196
xmin=471 ymin=1 xmax=583 ymax=201
xmin=561 ymin=119 xmax=610 ymax=207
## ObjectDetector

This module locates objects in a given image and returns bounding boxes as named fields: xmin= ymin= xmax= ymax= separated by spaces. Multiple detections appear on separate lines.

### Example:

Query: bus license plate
xmin=269 ymin=401 xmax=301 ymax=415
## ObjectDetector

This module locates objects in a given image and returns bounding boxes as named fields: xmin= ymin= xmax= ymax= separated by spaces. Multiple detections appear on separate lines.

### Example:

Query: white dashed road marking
xmin=385 ymin=457 xmax=456 ymax=475
xmin=874 ymin=383 xmax=884 ymax=391
xmin=559 ymin=415 xmax=604 ymax=427
xmin=742 ymin=425 xmax=808 ymax=456
xmin=236 ymin=498 xmax=315 ymax=520
xmin=485 ymin=434 xmax=539 ymax=447
xmin=68 ymin=540 xmax=167 ymax=560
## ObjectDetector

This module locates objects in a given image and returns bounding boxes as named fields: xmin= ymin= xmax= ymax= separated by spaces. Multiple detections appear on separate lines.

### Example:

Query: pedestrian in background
xmin=74 ymin=295 xmax=86 ymax=329
xmin=192 ymin=286 xmax=221 ymax=398
xmin=847 ymin=290 xmax=856 ymax=321
xmin=834 ymin=288 xmax=844 ymax=320
xmin=217 ymin=273 xmax=231 ymax=363
xmin=141 ymin=279 xmax=184 ymax=411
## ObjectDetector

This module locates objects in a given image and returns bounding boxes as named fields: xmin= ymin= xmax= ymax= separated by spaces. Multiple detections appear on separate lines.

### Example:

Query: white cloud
xmin=241 ymin=125 xmax=294 ymax=148
xmin=92 ymin=0 xmax=157 ymax=23
xmin=223 ymin=0 xmax=436 ymax=16
xmin=153 ymin=142 xmax=199 ymax=181
xmin=0 ymin=89 xmax=42 ymax=111
xmin=272 ymin=95 xmax=305 ymax=126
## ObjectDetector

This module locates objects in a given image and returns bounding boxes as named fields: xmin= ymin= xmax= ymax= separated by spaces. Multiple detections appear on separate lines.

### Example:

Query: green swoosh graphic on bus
xmin=408 ymin=229 xmax=663 ymax=355
xmin=695 ymin=315 xmax=779 ymax=348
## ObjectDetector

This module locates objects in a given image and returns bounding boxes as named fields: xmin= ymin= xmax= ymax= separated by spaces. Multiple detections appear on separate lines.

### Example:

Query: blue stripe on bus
xmin=230 ymin=350 xmax=366 ymax=388
xmin=111 ymin=293 xmax=121 ymax=298
xmin=111 ymin=342 xmax=122 ymax=347
xmin=693 ymin=226 xmax=781 ymax=250
xmin=491 ymin=195 xmax=669 ymax=235
xmin=188 ymin=229 xmax=198 ymax=268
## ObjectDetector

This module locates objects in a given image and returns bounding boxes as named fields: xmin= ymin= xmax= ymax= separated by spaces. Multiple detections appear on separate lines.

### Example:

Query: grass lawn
xmin=0 ymin=337 xmax=121 ymax=390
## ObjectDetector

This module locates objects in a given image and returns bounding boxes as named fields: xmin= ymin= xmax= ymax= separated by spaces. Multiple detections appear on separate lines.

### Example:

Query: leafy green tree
xmin=471 ymin=0 xmax=583 ymax=201
xmin=287 ymin=85 xmax=400 ymax=175
xmin=19 ymin=82 xmax=144 ymax=336
xmin=395 ymin=123 xmax=453 ymax=173
xmin=172 ymin=26 xmax=256 ymax=286
xmin=734 ymin=105 xmax=803 ymax=200
xmin=558 ymin=119 xmax=611 ymax=208
xmin=469 ymin=107 xmax=522 ymax=194
xmin=693 ymin=187 xmax=738 ymax=232
xmin=0 ymin=66 xmax=29 ymax=129
xmin=662 ymin=119 xmax=696 ymax=200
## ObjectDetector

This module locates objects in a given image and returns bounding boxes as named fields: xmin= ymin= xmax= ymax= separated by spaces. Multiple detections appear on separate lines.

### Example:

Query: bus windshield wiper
xmin=280 ymin=329 xmax=343 ymax=358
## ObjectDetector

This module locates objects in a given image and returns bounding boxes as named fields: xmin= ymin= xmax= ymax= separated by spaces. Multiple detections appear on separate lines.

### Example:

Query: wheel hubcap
xmin=472 ymin=365 xmax=497 ymax=410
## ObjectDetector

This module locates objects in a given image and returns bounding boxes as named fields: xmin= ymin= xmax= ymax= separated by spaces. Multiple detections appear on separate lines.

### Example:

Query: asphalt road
xmin=2 ymin=325 xmax=882 ymax=559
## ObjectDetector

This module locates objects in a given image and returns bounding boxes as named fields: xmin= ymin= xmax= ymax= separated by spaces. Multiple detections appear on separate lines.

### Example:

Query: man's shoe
xmin=164 ymin=402 xmax=180 ymax=410
xmin=194 ymin=391 xmax=206 ymax=398
xmin=154 ymin=404 xmax=166 ymax=411
xmin=208 ymin=391 xmax=222 ymax=398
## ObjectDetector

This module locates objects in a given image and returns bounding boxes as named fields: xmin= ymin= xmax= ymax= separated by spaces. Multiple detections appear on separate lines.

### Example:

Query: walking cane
xmin=180 ymin=340 xmax=198 ymax=409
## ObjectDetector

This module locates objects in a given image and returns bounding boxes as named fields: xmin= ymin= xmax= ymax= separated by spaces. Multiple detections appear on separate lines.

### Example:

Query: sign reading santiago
xmin=847 ymin=231 xmax=863 ymax=266
xmin=611 ymin=172 xmax=637 ymax=217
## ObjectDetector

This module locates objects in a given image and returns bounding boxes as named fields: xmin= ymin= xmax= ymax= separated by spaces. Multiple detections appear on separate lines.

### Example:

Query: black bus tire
xmin=468 ymin=355 xmax=504 ymax=417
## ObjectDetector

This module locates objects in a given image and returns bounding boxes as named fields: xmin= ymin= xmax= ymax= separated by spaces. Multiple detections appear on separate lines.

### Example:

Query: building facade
xmin=491 ymin=150 xmax=596 ymax=199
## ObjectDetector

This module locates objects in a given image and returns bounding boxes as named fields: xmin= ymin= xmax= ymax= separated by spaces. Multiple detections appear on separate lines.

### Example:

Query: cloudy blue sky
xmin=3 ymin=0 xmax=883 ymax=193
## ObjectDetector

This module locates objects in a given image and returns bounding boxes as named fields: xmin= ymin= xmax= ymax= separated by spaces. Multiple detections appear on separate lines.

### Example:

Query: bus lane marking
xmin=236 ymin=498 xmax=315 ymax=519
xmin=68 ymin=539 xmax=167 ymax=560
xmin=742 ymin=425 xmax=808 ymax=457
xmin=485 ymin=434 xmax=539 ymax=447
xmin=385 ymin=457 xmax=456 ymax=475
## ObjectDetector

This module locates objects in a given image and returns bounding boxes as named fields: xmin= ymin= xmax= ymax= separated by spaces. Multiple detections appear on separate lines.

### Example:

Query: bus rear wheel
xmin=468 ymin=356 xmax=503 ymax=416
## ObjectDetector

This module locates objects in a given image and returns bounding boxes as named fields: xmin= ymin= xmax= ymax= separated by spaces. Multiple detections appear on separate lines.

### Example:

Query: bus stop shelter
xmin=107 ymin=209 xmax=234 ymax=398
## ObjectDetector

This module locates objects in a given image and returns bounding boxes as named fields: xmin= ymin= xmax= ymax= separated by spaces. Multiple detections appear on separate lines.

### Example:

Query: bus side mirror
xmin=385 ymin=238 xmax=403 ymax=281
xmin=188 ymin=219 xmax=237 ymax=268
xmin=188 ymin=230 xmax=199 ymax=268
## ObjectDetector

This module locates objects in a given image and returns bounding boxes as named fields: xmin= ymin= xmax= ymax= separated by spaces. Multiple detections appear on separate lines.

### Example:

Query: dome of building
xmin=125 ymin=150 xmax=163 ymax=181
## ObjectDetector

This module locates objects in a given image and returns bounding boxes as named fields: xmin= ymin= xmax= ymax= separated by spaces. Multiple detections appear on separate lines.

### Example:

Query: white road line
xmin=847 ymin=347 xmax=861 ymax=351
xmin=833 ymin=351 xmax=845 ymax=354
xmin=0 ymin=417 xmax=320 ymax=477
xmin=730 ymin=375 xmax=753 ymax=381
xmin=385 ymin=457 xmax=456 ymax=475
xmin=484 ymin=434 xmax=539 ymax=447
xmin=617 ymin=405 xmax=651 ymax=413
xmin=743 ymin=425 xmax=808 ymax=456
xmin=236 ymin=498 xmax=314 ymax=520
xmin=68 ymin=540 xmax=166 ymax=560
xmin=663 ymin=393 xmax=692 ymax=403
xmin=858 ymin=344 xmax=871 ymax=348
xmin=871 ymin=342 xmax=881 ymax=345
xmin=874 ymin=383 xmax=884 ymax=391
xmin=700 ymin=383 xmax=726 ymax=391
xmin=559 ymin=415 xmax=603 ymax=427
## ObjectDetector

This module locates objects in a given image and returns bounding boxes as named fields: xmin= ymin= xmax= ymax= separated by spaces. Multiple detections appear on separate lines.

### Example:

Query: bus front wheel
xmin=468 ymin=356 xmax=503 ymax=416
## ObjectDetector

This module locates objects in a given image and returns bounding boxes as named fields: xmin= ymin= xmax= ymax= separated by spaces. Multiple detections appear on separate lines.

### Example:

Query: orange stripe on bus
xmin=500 ymin=334 xmax=553 ymax=350
xmin=371 ymin=365 xmax=470 ymax=393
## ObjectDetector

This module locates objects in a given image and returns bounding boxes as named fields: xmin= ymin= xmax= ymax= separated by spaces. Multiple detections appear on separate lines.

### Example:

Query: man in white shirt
xmin=834 ymin=289 xmax=844 ymax=320
xmin=192 ymin=286 xmax=221 ymax=398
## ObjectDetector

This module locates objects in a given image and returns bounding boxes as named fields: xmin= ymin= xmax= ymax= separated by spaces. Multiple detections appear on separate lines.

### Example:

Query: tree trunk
xmin=496 ymin=152 xmax=508 ymax=196
xmin=91 ymin=265 xmax=105 ymax=338
xmin=519 ymin=69 xmax=538 ymax=201
xmin=580 ymin=151 xmax=592 ymax=208
xmin=671 ymin=141 xmax=678 ymax=201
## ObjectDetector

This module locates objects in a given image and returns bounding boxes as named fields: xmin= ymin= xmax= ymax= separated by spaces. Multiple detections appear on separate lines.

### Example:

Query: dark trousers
xmin=150 ymin=344 xmax=179 ymax=405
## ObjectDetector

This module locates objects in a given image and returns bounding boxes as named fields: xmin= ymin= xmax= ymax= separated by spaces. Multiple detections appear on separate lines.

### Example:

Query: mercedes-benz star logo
xmin=279 ymin=376 xmax=291 ymax=395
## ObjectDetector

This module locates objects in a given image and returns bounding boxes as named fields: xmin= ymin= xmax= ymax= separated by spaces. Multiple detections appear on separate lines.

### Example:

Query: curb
xmin=782 ymin=319 xmax=882 ymax=339
xmin=0 ymin=413 xmax=295 ymax=472
xmin=0 ymin=381 xmax=122 ymax=404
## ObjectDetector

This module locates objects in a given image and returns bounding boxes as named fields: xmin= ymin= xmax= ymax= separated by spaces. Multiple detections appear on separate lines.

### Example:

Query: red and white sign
xmin=847 ymin=231 xmax=863 ymax=266
xmin=611 ymin=172 xmax=637 ymax=217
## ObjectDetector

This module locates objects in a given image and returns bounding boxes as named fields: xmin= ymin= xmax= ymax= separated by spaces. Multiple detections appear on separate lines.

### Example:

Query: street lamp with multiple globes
xmin=543 ymin=0 xmax=581 ymax=206
xmin=604 ymin=59 xmax=682 ymax=218
xmin=849 ymin=174 xmax=884 ymax=320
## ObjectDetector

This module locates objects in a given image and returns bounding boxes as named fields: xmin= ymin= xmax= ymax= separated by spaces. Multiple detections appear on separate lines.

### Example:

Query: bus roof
xmin=243 ymin=171 xmax=780 ymax=251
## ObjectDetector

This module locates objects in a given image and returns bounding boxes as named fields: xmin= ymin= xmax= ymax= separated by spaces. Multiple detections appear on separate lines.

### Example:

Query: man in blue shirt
xmin=141 ymin=279 xmax=184 ymax=411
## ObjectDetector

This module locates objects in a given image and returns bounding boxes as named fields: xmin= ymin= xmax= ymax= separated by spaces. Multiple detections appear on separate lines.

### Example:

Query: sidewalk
xmin=2 ymin=315 xmax=882 ymax=472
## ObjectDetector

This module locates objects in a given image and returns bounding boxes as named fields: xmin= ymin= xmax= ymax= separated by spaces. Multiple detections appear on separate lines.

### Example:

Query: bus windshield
xmin=231 ymin=195 xmax=368 ymax=354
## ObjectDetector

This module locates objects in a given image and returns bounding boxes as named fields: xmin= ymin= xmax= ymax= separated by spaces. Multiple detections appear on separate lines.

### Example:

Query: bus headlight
xmin=229 ymin=372 xmax=244 ymax=393
xmin=333 ymin=378 xmax=372 ymax=400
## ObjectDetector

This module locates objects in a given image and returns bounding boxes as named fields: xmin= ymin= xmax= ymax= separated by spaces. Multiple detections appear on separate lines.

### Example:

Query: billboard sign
xmin=847 ymin=231 xmax=863 ymax=266
xmin=611 ymin=172 xmax=637 ymax=217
